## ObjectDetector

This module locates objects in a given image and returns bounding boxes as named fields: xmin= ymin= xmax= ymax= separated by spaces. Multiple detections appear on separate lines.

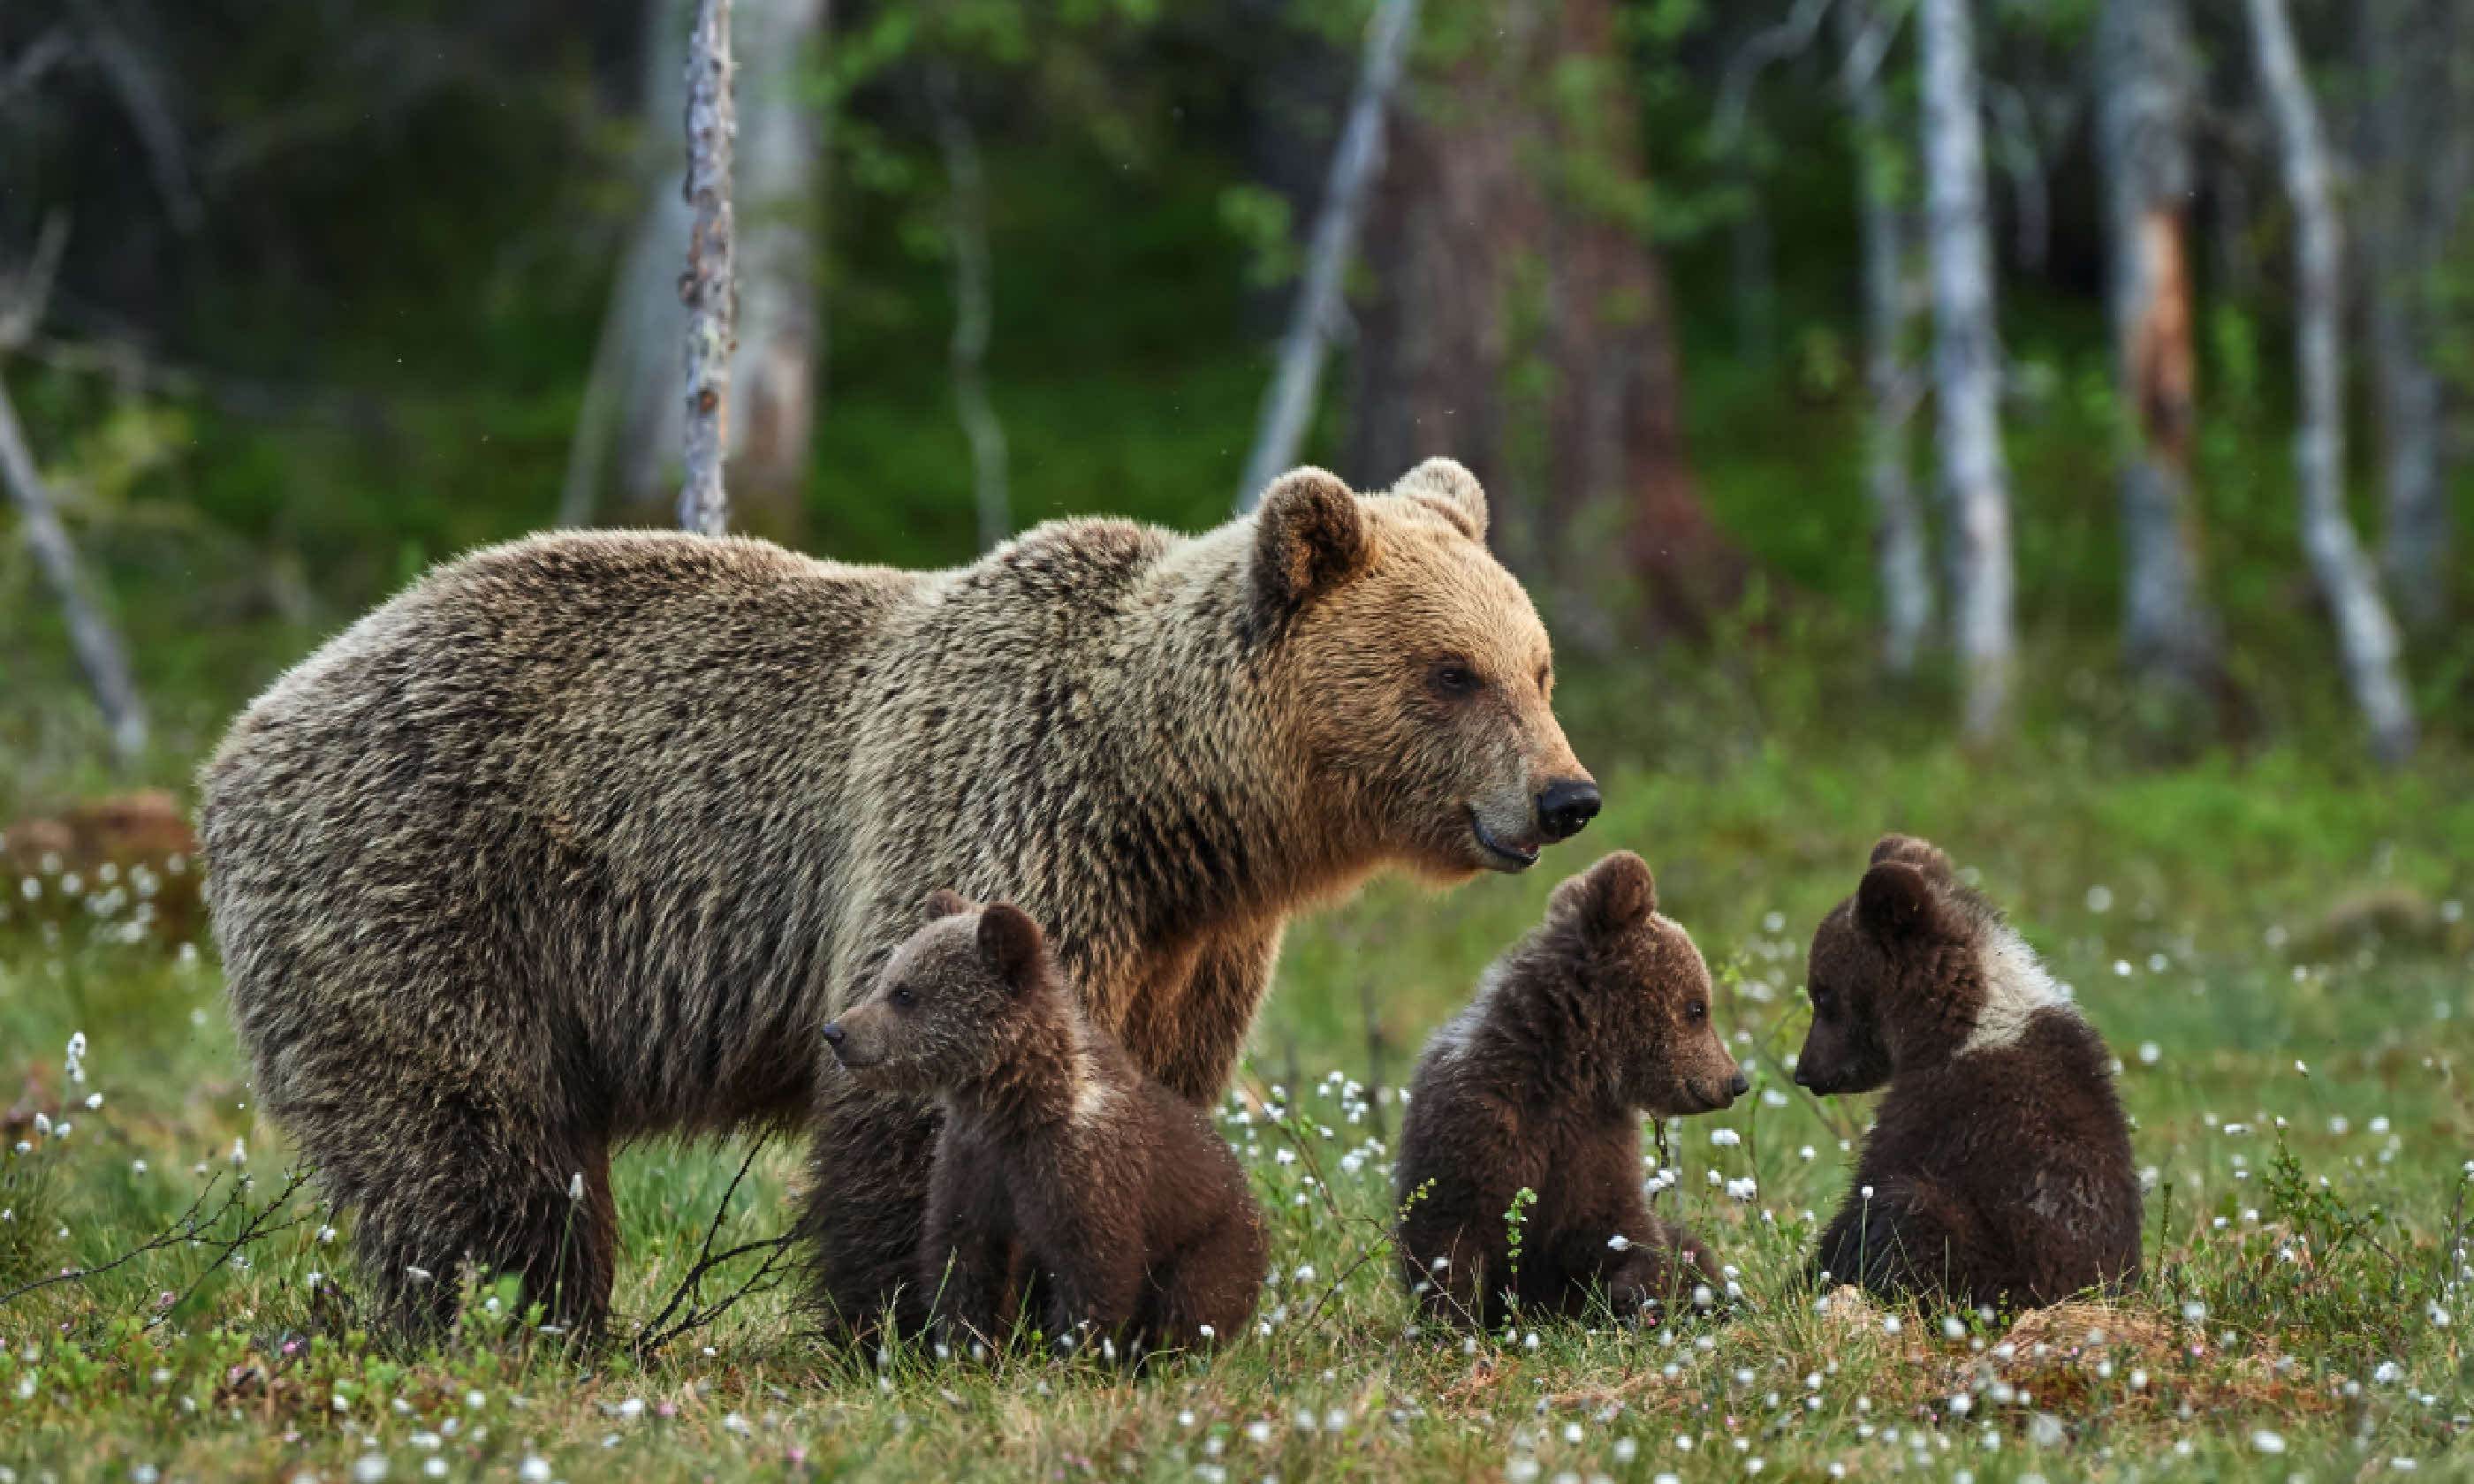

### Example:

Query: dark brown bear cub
xmin=1395 ymin=852 xmax=1745 ymax=1329
xmin=824 ymin=891 xmax=1265 ymax=1357
xmin=1795 ymin=836 xmax=2142 ymax=1310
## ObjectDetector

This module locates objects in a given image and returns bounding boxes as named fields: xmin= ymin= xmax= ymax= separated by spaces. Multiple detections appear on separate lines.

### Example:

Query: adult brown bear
xmin=199 ymin=460 xmax=1600 ymax=1336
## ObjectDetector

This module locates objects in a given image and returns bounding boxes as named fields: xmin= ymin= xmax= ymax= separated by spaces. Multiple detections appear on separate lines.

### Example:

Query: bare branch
xmin=70 ymin=0 xmax=203 ymax=233
xmin=1713 ymin=0 xmax=1837 ymax=156
xmin=1235 ymin=0 xmax=1419 ymax=512
xmin=0 ymin=27 xmax=76 ymax=109
xmin=632 ymin=1142 xmax=795 ymax=1357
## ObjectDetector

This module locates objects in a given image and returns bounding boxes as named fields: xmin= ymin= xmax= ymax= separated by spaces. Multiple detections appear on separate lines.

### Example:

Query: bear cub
xmin=1396 ymin=852 xmax=1746 ymax=1329
xmin=1795 ymin=836 xmax=2142 ymax=1310
xmin=824 ymin=891 xmax=1265 ymax=1356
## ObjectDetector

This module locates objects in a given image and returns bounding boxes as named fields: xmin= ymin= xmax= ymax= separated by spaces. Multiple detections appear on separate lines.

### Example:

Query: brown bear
xmin=198 ymin=458 xmax=1597 ymax=1336
xmin=1394 ymin=852 xmax=1744 ymax=1329
xmin=824 ymin=890 xmax=1264 ymax=1358
xmin=1795 ymin=836 xmax=2143 ymax=1310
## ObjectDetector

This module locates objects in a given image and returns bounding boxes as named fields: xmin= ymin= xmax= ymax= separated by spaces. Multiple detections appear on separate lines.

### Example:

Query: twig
xmin=632 ymin=1142 xmax=796 ymax=1357
xmin=146 ymin=1169 xmax=318 ymax=1330
xmin=0 ymin=1169 xmax=231 ymax=1310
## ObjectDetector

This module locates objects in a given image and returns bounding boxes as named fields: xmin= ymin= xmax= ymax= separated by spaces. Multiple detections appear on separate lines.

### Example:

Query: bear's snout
xmin=1534 ymin=778 xmax=1600 ymax=842
xmin=1729 ymin=1070 xmax=1750 ymax=1099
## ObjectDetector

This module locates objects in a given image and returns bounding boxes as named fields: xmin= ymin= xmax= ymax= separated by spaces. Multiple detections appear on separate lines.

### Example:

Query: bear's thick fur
xmin=826 ymin=891 xmax=1263 ymax=1357
xmin=1394 ymin=852 xmax=1743 ymax=1329
xmin=1795 ymin=836 xmax=2143 ymax=1310
xmin=199 ymin=460 xmax=1595 ymax=1336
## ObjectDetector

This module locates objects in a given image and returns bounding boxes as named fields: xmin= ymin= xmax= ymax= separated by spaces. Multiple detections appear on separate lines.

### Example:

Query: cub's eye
xmin=891 ymin=987 xmax=914 ymax=1008
xmin=1685 ymin=1001 xmax=1706 ymax=1023
xmin=1432 ymin=661 xmax=1481 ymax=696
xmin=1809 ymin=986 xmax=1833 ymax=1012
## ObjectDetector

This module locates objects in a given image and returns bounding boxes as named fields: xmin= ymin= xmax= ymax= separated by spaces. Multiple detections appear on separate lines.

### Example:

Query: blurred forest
xmin=2 ymin=0 xmax=2470 ymax=802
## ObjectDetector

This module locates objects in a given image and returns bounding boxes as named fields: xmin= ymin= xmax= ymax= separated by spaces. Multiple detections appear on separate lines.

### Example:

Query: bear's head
xmin=823 ymin=890 xmax=1055 ymax=1094
xmin=1540 ymin=852 xmax=1745 ymax=1114
xmin=1249 ymin=460 xmax=1597 ymax=882
xmin=1793 ymin=834 xmax=1995 ymax=1094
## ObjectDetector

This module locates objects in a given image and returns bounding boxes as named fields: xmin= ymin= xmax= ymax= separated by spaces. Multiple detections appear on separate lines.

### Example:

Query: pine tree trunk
xmin=1838 ymin=0 xmax=1933 ymax=675
xmin=2097 ymin=0 xmax=2220 ymax=692
xmin=2248 ymin=0 xmax=2417 ymax=763
xmin=1347 ymin=0 xmax=1724 ymax=643
xmin=1918 ymin=0 xmax=2015 ymax=739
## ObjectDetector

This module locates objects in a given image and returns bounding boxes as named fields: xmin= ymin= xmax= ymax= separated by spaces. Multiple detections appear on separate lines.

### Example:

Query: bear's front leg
xmin=798 ymin=1079 xmax=945 ymax=1342
xmin=917 ymin=1143 xmax=1018 ymax=1352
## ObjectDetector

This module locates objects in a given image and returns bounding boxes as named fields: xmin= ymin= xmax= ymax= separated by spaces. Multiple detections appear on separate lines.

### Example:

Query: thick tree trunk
xmin=1237 ymin=0 xmax=1418 ymax=512
xmin=1918 ymin=0 xmax=2015 ymax=739
xmin=2248 ymin=0 xmax=2417 ymax=763
xmin=0 ymin=375 xmax=147 ymax=765
xmin=1837 ymin=0 xmax=1933 ymax=675
xmin=2360 ymin=0 xmax=2464 ymax=632
xmin=726 ymin=0 xmax=827 ymax=542
xmin=926 ymin=62 xmax=1010 ymax=551
xmin=1347 ymin=0 xmax=1725 ymax=642
xmin=677 ymin=0 xmax=737 ymax=537
xmin=2097 ymin=0 xmax=2220 ymax=692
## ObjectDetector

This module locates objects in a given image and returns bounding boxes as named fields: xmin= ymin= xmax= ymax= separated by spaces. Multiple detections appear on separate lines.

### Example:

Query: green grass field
xmin=4 ymin=720 xmax=2471 ymax=1482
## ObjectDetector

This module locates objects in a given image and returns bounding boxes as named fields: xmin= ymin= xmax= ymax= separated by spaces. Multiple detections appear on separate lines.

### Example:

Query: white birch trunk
xmin=2248 ymin=0 xmax=2417 ymax=762
xmin=1236 ymin=0 xmax=1418 ymax=513
xmin=678 ymin=0 xmax=737 ymax=537
xmin=1837 ymin=0 xmax=1932 ymax=674
xmin=1918 ymin=0 xmax=2015 ymax=739
xmin=726 ymin=0 xmax=826 ymax=536
xmin=2097 ymin=0 xmax=2220 ymax=688
xmin=0 ymin=375 xmax=147 ymax=765
xmin=926 ymin=62 xmax=1010 ymax=552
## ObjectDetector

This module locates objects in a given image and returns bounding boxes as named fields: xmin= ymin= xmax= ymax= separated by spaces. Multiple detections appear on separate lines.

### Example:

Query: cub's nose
xmin=1730 ymin=1071 xmax=1750 ymax=1098
xmin=1792 ymin=1065 xmax=1812 ymax=1087
xmin=821 ymin=1023 xmax=846 ymax=1048
xmin=1535 ymin=779 xmax=1601 ymax=842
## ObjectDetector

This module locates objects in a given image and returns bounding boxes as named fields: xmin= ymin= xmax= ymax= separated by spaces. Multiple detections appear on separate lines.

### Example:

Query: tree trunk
xmin=2360 ymin=0 xmax=2464 ymax=632
xmin=1347 ymin=0 xmax=1725 ymax=643
xmin=0 ymin=375 xmax=147 ymax=766
xmin=2096 ymin=0 xmax=2221 ymax=693
xmin=1237 ymin=0 xmax=1418 ymax=512
xmin=2247 ymin=0 xmax=2417 ymax=763
xmin=677 ymin=0 xmax=737 ymax=537
xmin=726 ymin=0 xmax=827 ymax=543
xmin=1837 ymin=0 xmax=1933 ymax=675
xmin=1918 ymin=0 xmax=2015 ymax=740
xmin=927 ymin=61 xmax=1011 ymax=551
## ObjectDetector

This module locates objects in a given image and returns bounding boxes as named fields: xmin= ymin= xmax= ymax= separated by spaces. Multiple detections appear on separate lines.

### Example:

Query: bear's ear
xmin=1868 ymin=834 xmax=1954 ymax=880
xmin=1548 ymin=851 xmax=1658 ymax=939
xmin=1856 ymin=860 xmax=1943 ymax=942
xmin=975 ymin=902 xmax=1046 ymax=991
xmin=1388 ymin=457 xmax=1489 ymax=542
xmin=1253 ymin=467 xmax=1371 ymax=619
xmin=922 ymin=889 xmax=973 ymax=922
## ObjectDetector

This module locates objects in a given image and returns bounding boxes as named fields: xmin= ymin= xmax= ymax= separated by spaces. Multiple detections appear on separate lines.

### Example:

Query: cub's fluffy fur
xmin=1395 ymin=852 xmax=1744 ymax=1328
xmin=1795 ymin=835 xmax=2143 ymax=1309
xmin=828 ymin=892 xmax=1264 ymax=1356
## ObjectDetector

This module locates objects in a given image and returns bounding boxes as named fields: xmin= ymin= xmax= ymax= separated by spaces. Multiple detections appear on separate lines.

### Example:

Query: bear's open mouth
xmin=1468 ymin=809 xmax=1540 ymax=871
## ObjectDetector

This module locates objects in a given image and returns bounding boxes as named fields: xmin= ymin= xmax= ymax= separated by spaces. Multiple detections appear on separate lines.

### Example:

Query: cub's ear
xmin=922 ymin=889 xmax=974 ymax=921
xmin=1548 ymin=851 xmax=1658 ymax=939
xmin=1856 ymin=860 xmax=1941 ymax=941
xmin=976 ymin=902 xmax=1046 ymax=990
xmin=1388 ymin=457 xmax=1489 ymax=542
xmin=1868 ymin=834 xmax=1954 ymax=879
xmin=1253 ymin=467 xmax=1370 ymax=619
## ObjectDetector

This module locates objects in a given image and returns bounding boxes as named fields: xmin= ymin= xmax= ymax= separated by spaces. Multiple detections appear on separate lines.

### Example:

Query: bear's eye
xmin=1431 ymin=661 xmax=1481 ymax=697
xmin=1810 ymin=985 xmax=1833 ymax=1012
xmin=1685 ymin=1000 xmax=1705 ymax=1023
xmin=891 ymin=986 xmax=914 ymax=1008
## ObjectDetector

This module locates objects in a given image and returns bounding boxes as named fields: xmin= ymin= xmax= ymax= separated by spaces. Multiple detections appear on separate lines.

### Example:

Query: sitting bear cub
xmin=1795 ymin=836 xmax=2142 ymax=1309
xmin=824 ymin=890 xmax=1264 ymax=1356
xmin=1396 ymin=852 xmax=1745 ymax=1328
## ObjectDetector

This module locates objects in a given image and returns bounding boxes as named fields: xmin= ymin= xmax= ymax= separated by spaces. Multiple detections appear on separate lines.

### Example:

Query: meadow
xmin=4 ymin=697 xmax=2471 ymax=1483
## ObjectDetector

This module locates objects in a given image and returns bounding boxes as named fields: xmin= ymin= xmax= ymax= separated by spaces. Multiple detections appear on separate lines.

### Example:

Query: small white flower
xmin=519 ymin=1461 xmax=551 ymax=1484
xmin=1710 ymin=1129 xmax=1742 ymax=1147
xmin=230 ymin=1138 xmax=248 ymax=1166
xmin=1197 ymin=1324 xmax=1214 ymax=1340
xmin=2375 ymin=1361 xmax=2405 ymax=1384
xmin=2250 ymin=1429 xmax=2286 ymax=1455
xmin=353 ymin=1456 xmax=388 ymax=1483
xmin=2429 ymin=1302 xmax=2452 ymax=1329
xmin=1607 ymin=1234 xmax=1632 ymax=1252
xmin=1882 ymin=1315 xmax=1902 ymax=1335
xmin=1860 ymin=1185 xmax=1874 ymax=1200
xmin=1294 ymin=1264 xmax=1316 ymax=1284
xmin=569 ymin=1172 xmax=585 ymax=1201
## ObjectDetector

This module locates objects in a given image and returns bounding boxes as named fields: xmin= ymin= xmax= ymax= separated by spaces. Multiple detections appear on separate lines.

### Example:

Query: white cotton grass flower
xmin=1710 ymin=1128 xmax=1742 ymax=1147
xmin=2250 ymin=1430 xmax=2286 ymax=1455
xmin=1607 ymin=1234 xmax=1632 ymax=1252
xmin=230 ymin=1138 xmax=248 ymax=1166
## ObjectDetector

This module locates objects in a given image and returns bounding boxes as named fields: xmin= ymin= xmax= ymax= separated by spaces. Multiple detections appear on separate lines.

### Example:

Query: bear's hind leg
xmin=1141 ymin=1211 xmax=1267 ymax=1353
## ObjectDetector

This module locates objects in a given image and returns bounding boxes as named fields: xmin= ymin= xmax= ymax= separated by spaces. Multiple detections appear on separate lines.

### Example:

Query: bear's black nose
xmin=1535 ymin=779 xmax=1601 ymax=841
xmin=1730 ymin=1071 xmax=1750 ymax=1098
xmin=821 ymin=1023 xmax=845 ymax=1047
xmin=1791 ymin=1065 xmax=1811 ymax=1087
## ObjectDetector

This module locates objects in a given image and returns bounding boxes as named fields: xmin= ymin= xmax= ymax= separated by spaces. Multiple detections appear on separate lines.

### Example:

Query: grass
xmin=4 ymin=704 xmax=2473 ymax=1482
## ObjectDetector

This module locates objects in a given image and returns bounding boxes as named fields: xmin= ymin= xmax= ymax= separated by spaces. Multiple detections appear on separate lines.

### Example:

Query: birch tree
xmin=1917 ymin=0 xmax=2013 ymax=738
xmin=678 ymin=0 xmax=737 ymax=537
xmin=729 ymin=0 xmax=829 ymax=540
xmin=1236 ymin=0 xmax=1417 ymax=512
xmin=927 ymin=61 xmax=1010 ymax=551
xmin=2247 ymin=0 xmax=2416 ymax=762
xmin=2096 ymin=0 xmax=2220 ymax=691
xmin=1836 ymin=0 xmax=1933 ymax=675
